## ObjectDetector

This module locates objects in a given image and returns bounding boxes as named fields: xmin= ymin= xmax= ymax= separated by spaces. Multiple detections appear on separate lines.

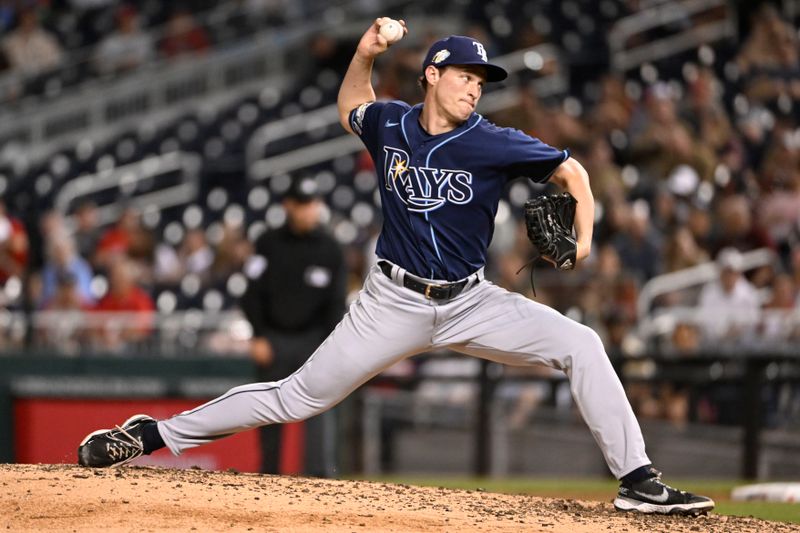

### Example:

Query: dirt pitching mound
xmin=1 ymin=464 xmax=796 ymax=532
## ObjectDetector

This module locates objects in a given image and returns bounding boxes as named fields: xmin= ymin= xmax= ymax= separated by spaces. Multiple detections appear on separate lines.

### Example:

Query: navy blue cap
xmin=422 ymin=35 xmax=507 ymax=82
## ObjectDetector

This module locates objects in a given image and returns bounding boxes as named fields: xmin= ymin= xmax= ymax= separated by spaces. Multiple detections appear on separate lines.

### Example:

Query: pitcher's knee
xmin=566 ymin=323 xmax=606 ymax=358
xmin=281 ymin=386 xmax=333 ymax=422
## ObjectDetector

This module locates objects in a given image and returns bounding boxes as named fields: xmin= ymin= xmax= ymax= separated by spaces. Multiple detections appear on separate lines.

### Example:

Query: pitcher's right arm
xmin=337 ymin=18 xmax=406 ymax=133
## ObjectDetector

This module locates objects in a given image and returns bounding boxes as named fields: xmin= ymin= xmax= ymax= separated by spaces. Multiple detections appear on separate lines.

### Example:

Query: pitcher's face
xmin=428 ymin=65 xmax=487 ymax=123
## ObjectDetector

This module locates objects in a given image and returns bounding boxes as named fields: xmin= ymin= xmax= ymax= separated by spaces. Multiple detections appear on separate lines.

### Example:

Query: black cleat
xmin=614 ymin=468 xmax=715 ymax=515
xmin=77 ymin=414 xmax=155 ymax=468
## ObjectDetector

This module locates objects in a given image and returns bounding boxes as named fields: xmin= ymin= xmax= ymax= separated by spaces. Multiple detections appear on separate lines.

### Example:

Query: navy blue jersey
xmin=350 ymin=100 xmax=569 ymax=281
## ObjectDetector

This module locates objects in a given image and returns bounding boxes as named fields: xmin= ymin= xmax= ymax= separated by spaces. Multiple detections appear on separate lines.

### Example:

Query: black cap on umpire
xmin=285 ymin=177 xmax=321 ymax=203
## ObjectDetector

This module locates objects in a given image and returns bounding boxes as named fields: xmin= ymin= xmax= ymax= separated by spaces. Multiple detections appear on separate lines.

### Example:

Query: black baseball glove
xmin=524 ymin=192 xmax=578 ymax=270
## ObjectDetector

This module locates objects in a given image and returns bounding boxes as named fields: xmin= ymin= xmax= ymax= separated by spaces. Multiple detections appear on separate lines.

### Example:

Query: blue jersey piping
xmin=399 ymin=107 xmax=414 ymax=148
xmin=426 ymin=210 xmax=442 ymax=275
xmin=422 ymin=115 xmax=483 ymax=278
xmin=425 ymin=115 xmax=483 ymax=166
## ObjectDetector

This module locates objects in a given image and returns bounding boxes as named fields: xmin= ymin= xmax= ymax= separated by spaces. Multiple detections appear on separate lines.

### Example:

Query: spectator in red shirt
xmin=95 ymin=207 xmax=136 ymax=268
xmin=0 ymin=200 xmax=29 ymax=285
xmin=92 ymin=258 xmax=155 ymax=351
xmin=159 ymin=9 xmax=210 ymax=59
xmin=94 ymin=206 xmax=154 ymax=274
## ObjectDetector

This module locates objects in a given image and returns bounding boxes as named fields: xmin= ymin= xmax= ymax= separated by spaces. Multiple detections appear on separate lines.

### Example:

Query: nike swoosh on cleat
xmin=633 ymin=487 xmax=670 ymax=503
xmin=385 ymin=120 xmax=399 ymax=127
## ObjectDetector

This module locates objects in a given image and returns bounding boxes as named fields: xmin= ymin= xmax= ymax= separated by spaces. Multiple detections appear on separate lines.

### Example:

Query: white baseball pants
xmin=158 ymin=263 xmax=650 ymax=478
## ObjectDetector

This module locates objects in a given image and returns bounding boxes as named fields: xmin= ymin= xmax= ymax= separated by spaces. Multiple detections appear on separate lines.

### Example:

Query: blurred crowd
xmin=0 ymin=0 xmax=310 ymax=100
xmin=1 ymin=1 xmax=799 ymax=428
xmin=0 ymin=198 xmax=253 ymax=353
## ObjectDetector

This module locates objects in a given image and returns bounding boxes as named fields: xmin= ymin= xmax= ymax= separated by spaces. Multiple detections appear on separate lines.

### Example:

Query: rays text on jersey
xmin=383 ymin=146 xmax=473 ymax=212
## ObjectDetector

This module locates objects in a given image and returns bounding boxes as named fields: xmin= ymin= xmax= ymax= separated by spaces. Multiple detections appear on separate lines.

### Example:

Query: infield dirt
xmin=1 ymin=464 xmax=797 ymax=532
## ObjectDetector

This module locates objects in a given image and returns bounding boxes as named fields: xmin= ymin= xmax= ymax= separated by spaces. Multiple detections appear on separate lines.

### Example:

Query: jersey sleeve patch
xmin=350 ymin=101 xmax=374 ymax=135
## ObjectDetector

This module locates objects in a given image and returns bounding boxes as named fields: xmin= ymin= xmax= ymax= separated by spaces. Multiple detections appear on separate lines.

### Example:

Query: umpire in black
xmin=240 ymin=176 xmax=347 ymax=476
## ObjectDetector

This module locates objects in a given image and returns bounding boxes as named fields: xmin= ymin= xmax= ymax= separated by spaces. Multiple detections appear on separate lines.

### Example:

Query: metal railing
xmin=609 ymin=0 xmax=736 ymax=72
xmin=639 ymin=307 xmax=800 ymax=349
xmin=636 ymin=248 xmax=777 ymax=321
xmin=0 ymin=36 xmax=291 ymax=163
xmin=0 ymin=309 xmax=252 ymax=357
xmin=55 ymin=151 xmax=201 ymax=224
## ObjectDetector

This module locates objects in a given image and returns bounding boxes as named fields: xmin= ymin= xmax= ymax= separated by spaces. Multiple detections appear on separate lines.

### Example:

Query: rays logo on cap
xmin=472 ymin=41 xmax=487 ymax=62
xmin=431 ymin=49 xmax=450 ymax=64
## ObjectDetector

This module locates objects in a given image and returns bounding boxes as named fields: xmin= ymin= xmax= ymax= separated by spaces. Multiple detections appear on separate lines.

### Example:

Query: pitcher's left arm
xmin=549 ymin=157 xmax=594 ymax=262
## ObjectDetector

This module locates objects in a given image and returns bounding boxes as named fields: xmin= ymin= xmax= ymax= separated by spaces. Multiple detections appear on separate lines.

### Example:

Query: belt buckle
xmin=424 ymin=282 xmax=451 ymax=299
xmin=425 ymin=283 xmax=443 ymax=300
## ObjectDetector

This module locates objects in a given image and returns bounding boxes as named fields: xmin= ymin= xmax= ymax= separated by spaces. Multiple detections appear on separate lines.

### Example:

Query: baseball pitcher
xmin=78 ymin=18 xmax=713 ymax=516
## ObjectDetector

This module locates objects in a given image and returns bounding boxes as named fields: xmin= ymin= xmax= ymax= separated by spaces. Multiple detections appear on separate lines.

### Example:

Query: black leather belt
xmin=378 ymin=261 xmax=473 ymax=300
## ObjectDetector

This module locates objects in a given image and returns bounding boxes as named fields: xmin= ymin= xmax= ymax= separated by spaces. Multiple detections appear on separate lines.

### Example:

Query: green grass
xmin=713 ymin=501 xmax=800 ymax=523
xmin=358 ymin=476 xmax=800 ymax=525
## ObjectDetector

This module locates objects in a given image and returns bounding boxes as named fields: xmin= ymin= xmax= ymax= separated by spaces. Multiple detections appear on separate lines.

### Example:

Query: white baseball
xmin=379 ymin=19 xmax=404 ymax=44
